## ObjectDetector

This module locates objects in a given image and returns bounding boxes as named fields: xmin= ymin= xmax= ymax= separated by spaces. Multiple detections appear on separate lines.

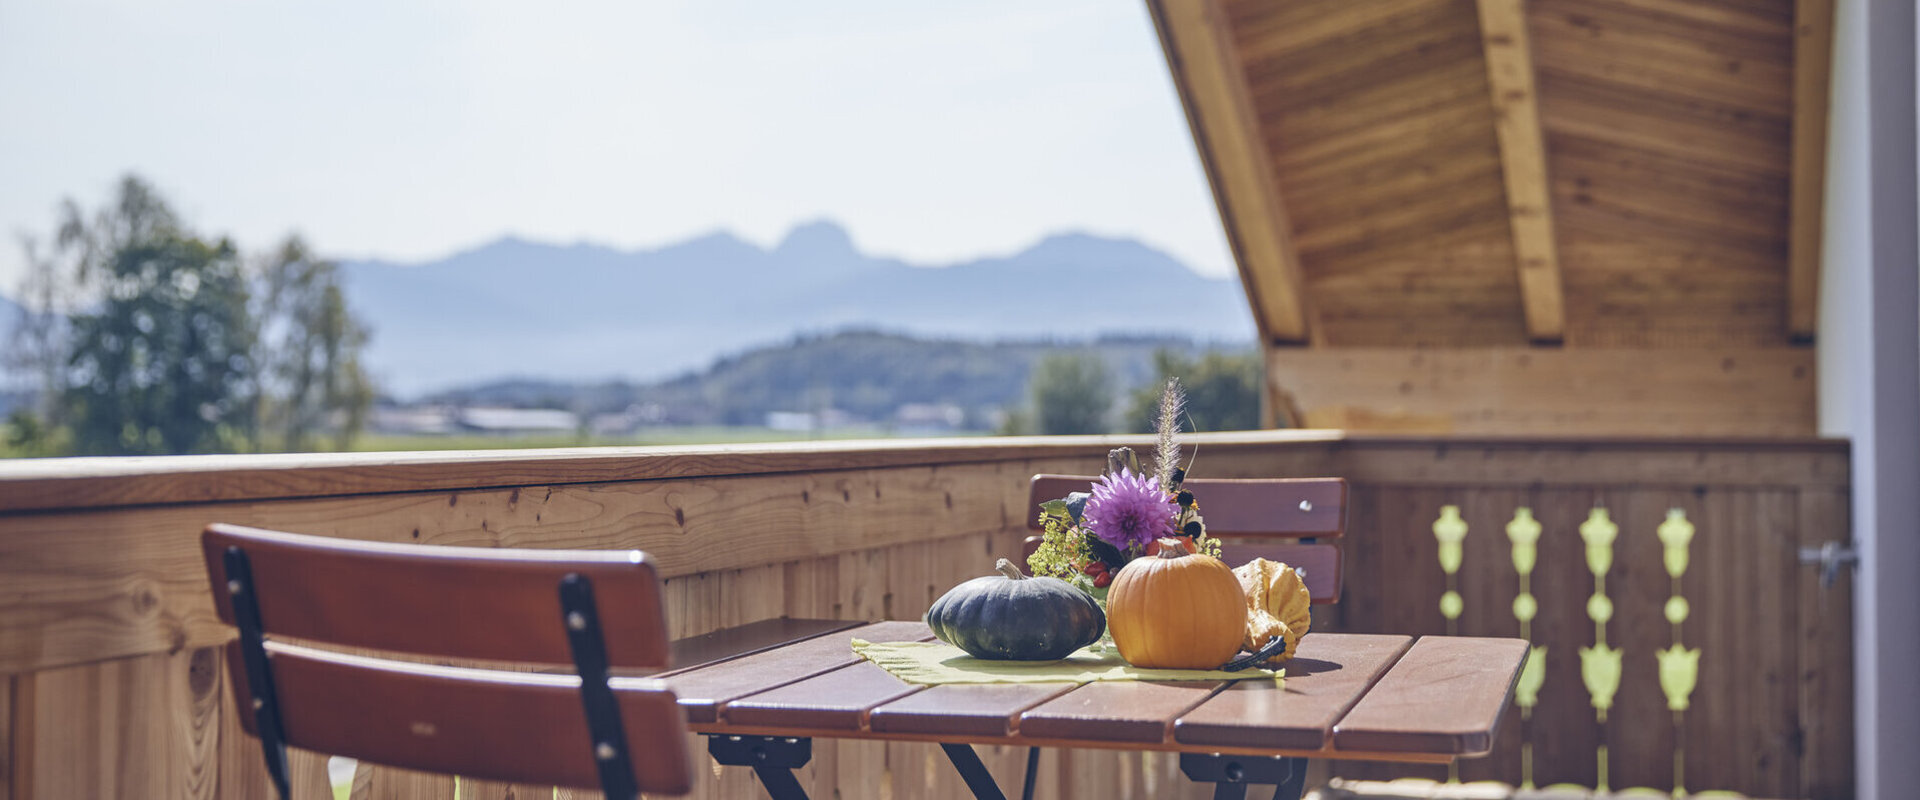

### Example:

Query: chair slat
xmin=203 ymin=524 xmax=669 ymax=668
xmin=1026 ymin=475 xmax=1347 ymax=538
xmin=1020 ymin=537 xmax=1343 ymax=603
xmin=227 ymin=641 xmax=693 ymax=794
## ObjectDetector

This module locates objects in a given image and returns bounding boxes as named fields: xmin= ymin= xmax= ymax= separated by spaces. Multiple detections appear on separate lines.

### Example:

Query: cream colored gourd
xmin=1234 ymin=558 xmax=1312 ymax=664
xmin=1105 ymin=539 xmax=1245 ymax=669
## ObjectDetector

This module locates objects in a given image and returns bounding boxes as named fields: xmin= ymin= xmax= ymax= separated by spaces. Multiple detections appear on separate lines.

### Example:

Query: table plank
xmin=723 ymin=661 xmax=926 ymax=731
xmin=1174 ymin=633 xmax=1412 ymax=751
xmin=868 ymin=682 xmax=1079 ymax=737
xmin=1331 ymin=635 xmax=1529 ymax=755
xmin=665 ymin=620 xmax=932 ymax=723
xmin=657 ymin=617 xmax=863 ymax=676
xmin=1019 ymin=680 xmax=1224 ymax=744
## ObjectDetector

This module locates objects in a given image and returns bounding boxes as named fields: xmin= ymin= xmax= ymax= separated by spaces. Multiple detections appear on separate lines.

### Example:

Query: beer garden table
xmin=649 ymin=618 xmax=1532 ymax=800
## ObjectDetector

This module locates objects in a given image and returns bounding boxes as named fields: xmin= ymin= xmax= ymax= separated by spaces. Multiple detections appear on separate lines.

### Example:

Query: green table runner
xmin=851 ymin=639 xmax=1284 ymax=685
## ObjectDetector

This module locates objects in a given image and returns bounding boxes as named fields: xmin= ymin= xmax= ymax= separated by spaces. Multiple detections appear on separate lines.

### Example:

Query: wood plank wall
xmin=0 ymin=433 xmax=1850 ymax=799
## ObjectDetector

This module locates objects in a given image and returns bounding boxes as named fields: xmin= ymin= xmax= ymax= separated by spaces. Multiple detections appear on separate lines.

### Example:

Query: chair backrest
xmin=202 ymin=523 xmax=692 ymax=798
xmin=1023 ymin=474 xmax=1348 ymax=603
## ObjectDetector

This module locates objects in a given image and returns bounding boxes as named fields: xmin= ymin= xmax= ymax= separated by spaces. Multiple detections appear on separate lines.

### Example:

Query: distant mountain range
xmin=340 ymin=222 xmax=1255 ymax=397
xmin=422 ymin=329 xmax=1244 ymax=430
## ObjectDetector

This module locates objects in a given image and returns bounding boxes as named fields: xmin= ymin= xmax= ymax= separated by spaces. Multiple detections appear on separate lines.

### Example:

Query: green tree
xmin=253 ymin=237 xmax=373 ymax=451
xmin=62 ymin=217 xmax=256 ymax=455
xmin=1029 ymin=351 xmax=1113 ymax=435
xmin=1125 ymin=349 xmax=1264 ymax=434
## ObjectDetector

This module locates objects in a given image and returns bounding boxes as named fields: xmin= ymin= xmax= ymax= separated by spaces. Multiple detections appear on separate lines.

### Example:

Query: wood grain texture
xmin=203 ymin=524 xmax=670 ymax=669
xmin=1332 ymin=635 xmax=1529 ymax=754
xmin=214 ymin=656 xmax=333 ymax=800
xmin=226 ymin=642 xmax=690 ymax=793
xmin=1153 ymin=0 xmax=1807 ymax=355
xmin=722 ymin=661 xmax=924 ymax=731
xmin=1 ymin=435 xmax=1855 ymax=797
xmin=351 ymin=765 xmax=453 ymax=800
xmin=1788 ymin=0 xmax=1834 ymax=339
xmin=1227 ymin=0 xmax=1528 ymax=349
xmin=0 ymin=436 xmax=1845 ymax=679
xmin=25 ymin=647 xmax=224 ymax=799
xmin=666 ymin=621 xmax=933 ymax=724
xmin=1797 ymin=486 xmax=1854 ymax=799
xmin=1270 ymin=347 xmax=1816 ymax=437
xmin=1026 ymin=476 xmax=1348 ymax=538
xmin=1174 ymin=633 xmax=1411 ymax=751
xmin=1476 ymin=0 xmax=1565 ymax=340
xmin=868 ymin=683 xmax=1078 ymax=738
xmin=3 ymin=674 xmax=22 ymax=800
xmin=658 ymin=617 xmax=862 ymax=676
xmin=459 ymin=780 xmax=554 ymax=800
xmin=1020 ymin=682 xmax=1224 ymax=744
xmin=1534 ymin=0 xmax=1795 ymax=349
xmin=1150 ymin=0 xmax=1311 ymax=342
xmin=0 ymin=432 xmax=1337 ymax=515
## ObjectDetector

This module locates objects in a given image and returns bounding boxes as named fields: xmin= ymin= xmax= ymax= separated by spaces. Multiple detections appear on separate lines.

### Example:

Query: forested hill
xmin=341 ymin=221 xmax=1254 ymax=396
xmin=423 ymin=330 xmax=1245 ymax=428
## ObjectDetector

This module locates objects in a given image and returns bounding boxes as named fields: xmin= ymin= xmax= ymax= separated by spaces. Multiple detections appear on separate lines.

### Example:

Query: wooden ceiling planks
xmin=1224 ymin=0 xmax=1526 ymax=349
xmin=1154 ymin=0 xmax=1827 ymax=434
xmin=1532 ymin=0 xmax=1795 ymax=348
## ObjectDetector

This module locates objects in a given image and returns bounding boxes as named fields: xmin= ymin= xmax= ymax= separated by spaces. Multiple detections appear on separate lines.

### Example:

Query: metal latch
xmin=1798 ymin=541 xmax=1859 ymax=589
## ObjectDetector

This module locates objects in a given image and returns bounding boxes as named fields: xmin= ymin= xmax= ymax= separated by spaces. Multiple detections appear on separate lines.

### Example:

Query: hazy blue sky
xmin=0 ymin=1 xmax=1234 ymax=292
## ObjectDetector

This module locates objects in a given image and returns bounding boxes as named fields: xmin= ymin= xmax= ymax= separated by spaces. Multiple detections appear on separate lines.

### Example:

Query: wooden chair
xmin=1023 ymin=474 xmax=1347 ymax=798
xmin=200 ymin=524 xmax=693 ymax=799
xmin=1023 ymin=474 xmax=1348 ymax=603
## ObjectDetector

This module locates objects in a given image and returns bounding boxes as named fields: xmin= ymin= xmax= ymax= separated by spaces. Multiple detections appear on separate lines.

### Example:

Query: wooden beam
xmin=1474 ymin=0 xmax=1565 ymax=342
xmin=1267 ymin=347 xmax=1818 ymax=437
xmin=1149 ymin=0 xmax=1311 ymax=343
xmin=1789 ymin=0 xmax=1835 ymax=341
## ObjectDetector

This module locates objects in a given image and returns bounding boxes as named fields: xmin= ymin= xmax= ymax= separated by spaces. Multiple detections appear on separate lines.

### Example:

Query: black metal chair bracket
xmin=1179 ymin=752 xmax=1309 ymax=800
xmin=708 ymin=734 xmax=813 ymax=800
xmin=224 ymin=546 xmax=293 ymax=800
xmin=560 ymin=573 xmax=640 ymax=800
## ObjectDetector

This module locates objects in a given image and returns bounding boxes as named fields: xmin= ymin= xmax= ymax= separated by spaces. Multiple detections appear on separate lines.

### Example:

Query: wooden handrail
xmin=0 ymin=430 xmax=1844 ymax=514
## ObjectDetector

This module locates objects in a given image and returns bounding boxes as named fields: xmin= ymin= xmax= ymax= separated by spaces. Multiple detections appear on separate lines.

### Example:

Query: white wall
xmin=1816 ymin=1 xmax=1920 ymax=796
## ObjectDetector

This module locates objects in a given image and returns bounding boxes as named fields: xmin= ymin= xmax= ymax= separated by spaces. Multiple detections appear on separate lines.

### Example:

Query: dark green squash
xmin=925 ymin=558 xmax=1106 ymax=660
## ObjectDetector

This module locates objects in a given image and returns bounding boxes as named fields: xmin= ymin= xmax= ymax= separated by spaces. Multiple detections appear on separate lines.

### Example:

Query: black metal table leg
xmin=752 ymin=766 xmax=811 ymax=800
xmin=1180 ymin=752 xmax=1307 ymax=800
xmin=940 ymin=742 xmax=1009 ymax=800
xmin=1020 ymin=746 xmax=1040 ymax=800
xmin=1272 ymin=759 xmax=1308 ymax=800
xmin=708 ymin=735 xmax=813 ymax=800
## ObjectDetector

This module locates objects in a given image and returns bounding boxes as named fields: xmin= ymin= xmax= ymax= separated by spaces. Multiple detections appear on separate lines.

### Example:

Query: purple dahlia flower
xmin=1082 ymin=468 xmax=1177 ymax=551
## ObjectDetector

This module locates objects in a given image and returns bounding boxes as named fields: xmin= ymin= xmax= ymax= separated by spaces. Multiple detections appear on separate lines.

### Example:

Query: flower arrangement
xmin=1028 ymin=379 xmax=1223 ymax=597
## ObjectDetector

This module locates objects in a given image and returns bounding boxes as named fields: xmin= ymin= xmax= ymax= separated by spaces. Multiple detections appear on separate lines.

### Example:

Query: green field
xmin=349 ymin=425 xmax=980 ymax=452
xmin=0 ymin=424 xmax=985 ymax=459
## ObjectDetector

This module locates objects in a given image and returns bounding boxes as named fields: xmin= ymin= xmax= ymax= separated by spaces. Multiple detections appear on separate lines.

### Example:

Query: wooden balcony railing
xmin=0 ymin=432 xmax=1851 ymax=799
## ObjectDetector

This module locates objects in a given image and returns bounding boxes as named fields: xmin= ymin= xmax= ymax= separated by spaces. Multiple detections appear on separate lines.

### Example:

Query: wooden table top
xmin=650 ymin=619 xmax=1529 ymax=764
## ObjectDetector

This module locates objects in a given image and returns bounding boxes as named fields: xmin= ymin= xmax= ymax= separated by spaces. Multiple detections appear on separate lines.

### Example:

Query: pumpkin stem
xmin=1153 ymin=537 xmax=1192 ymax=558
xmin=995 ymin=558 xmax=1028 ymax=580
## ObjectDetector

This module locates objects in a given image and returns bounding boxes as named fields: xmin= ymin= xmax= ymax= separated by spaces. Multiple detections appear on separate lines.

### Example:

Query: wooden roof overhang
xmin=1148 ymin=0 xmax=1833 ymax=436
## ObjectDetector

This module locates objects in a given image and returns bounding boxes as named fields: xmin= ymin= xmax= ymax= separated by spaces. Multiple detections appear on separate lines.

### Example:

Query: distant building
xmin=368 ymin=405 xmax=579 ymax=436
xmin=893 ymin=403 xmax=965 ymax=435
xmin=455 ymin=407 xmax=579 ymax=435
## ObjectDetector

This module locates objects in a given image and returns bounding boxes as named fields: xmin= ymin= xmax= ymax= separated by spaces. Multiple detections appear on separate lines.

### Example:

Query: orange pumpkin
xmin=1106 ymin=538 xmax=1246 ymax=669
